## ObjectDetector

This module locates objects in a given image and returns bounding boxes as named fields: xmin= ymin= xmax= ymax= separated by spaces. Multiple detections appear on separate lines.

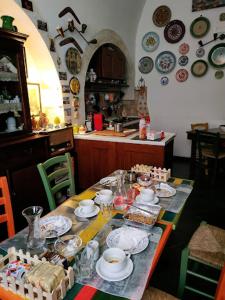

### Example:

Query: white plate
xmin=40 ymin=215 xmax=72 ymax=239
xmin=94 ymin=196 xmax=113 ymax=205
xmin=154 ymin=183 xmax=176 ymax=198
xmin=106 ymin=227 xmax=149 ymax=254
xmin=74 ymin=205 xmax=100 ymax=218
xmin=99 ymin=176 xmax=117 ymax=186
xmin=135 ymin=194 xmax=159 ymax=205
xmin=96 ymin=257 xmax=133 ymax=282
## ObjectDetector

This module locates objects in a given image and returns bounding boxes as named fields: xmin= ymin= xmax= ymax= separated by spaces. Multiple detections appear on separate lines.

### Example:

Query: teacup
xmin=139 ymin=188 xmax=154 ymax=201
xmin=101 ymin=247 xmax=130 ymax=273
xmin=79 ymin=199 xmax=95 ymax=214
xmin=96 ymin=189 xmax=113 ymax=203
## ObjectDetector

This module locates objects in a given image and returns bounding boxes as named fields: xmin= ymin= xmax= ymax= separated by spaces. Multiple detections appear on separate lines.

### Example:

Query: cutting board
xmin=93 ymin=129 xmax=137 ymax=137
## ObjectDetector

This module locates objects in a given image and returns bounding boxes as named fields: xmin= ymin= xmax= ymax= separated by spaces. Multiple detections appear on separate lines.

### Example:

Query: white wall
xmin=135 ymin=0 xmax=225 ymax=157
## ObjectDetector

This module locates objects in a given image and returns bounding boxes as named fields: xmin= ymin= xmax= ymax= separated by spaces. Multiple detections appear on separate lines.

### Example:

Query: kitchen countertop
xmin=74 ymin=131 xmax=176 ymax=146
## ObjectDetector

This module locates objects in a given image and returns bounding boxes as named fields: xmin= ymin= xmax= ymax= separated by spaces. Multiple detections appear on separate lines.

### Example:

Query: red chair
xmin=0 ymin=176 xmax=15 ymax=238
xmin=215 ymin=264 xmax=225 ymax=300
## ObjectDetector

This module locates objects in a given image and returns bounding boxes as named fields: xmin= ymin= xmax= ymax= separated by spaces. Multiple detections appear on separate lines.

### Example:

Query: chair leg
xmin=178 ymin=247 xmax=189 ymax=298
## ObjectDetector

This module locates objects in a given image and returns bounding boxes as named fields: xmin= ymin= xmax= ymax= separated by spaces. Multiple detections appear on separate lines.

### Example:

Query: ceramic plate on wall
xmin=208 ymin=43 xmax=225 ymax=68
xmin=65 ymin=47 xmax=82 ymax=75
xmin=215 ymin=70 xmax=224 ymax=79
xmin=164 ymin=20 xmax=185 ymax=43
xmin=190 ymin=16 xmax=210 ymax=38
xmin=142 ymin=32 xmax=160 ymax=52
xmin=152 ymin=5 xmax=171 ymax=27
xmin=196 ymin=47 xmax=205 ymax=58
xmin=155 ymin=51 xmax=176 ymax=74
xmin=176 ymin=69 xmax=189 ymax=82
xmin=69 ymin=76 xmax=80 ymax=94
xmin=138 ymin=56 xmax=154 ymax=74
xmin=178 ymin=56 xmax=189 ymax=66
xmin=179 ymin=43 xmax=190 ymax=55
xmin=160 ymin=76 xmax=169 ymax=85
xmin=191 ymin=60 xmax=208 ymax=77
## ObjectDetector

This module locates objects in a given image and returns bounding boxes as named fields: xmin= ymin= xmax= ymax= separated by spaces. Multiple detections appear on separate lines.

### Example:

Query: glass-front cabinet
xmin=0 ymin=29 xmax=31 ymax=138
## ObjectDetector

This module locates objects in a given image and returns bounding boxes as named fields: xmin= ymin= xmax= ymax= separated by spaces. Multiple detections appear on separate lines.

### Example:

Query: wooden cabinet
xmin=0 ymin=29 xmax=31 ymax=138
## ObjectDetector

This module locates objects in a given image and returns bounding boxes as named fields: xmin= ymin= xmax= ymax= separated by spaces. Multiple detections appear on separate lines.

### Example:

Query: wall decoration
xmin=164 ymin=20 xmax=185 ymax=44
xmin=27 ymin=83 xmax=41 ymax=116
xmin=208 ymin=43 xmax=225 ymax=68
xmin=178 ymin=56 xmax=189 ymax=66
xmin=190 ymin=16 xmax=210 ymax=38
xmin=59 ymin=71 xmax=67 ymax=80
xmin=176 ymin=69 xmax=189 ymax=82
xmin=155 ymin=51 xmax=176 ymax=74
xmin=21 ymin=0 xmax=33 ymax=11
xmin=219 ymin=12 xmax=225 ymax=21
xmin=138 ymin=56 xmax=154 ymax=74
xmin=152 ymin=5 xmax=171 ymax=27
xmin=196 ymin=47 xmax=205 ymax=58
xmin=37 ymin=20 xmax=48 ymax=32
xmin=191 ymin=60 xmax=208 ymax=77
xmin=49 ymin=38 xmax=55 ymax=52
xmin=198 ymin=33 xmax=225 ymax=48
xmin=65 ymin=47 xmax=81 ymax=75
xmin=142 ymin=32 xmax=160 ymax=52
xmin=192 ymin=0 xmax=225 ymax=12
xmin=215 ymin=70 xmax=224 ymax=79
xmin=160 ymin=76 xmax=169 ymax=85
xmin=57 ymin=57 xmax=61 ymax=70
xmin=69 ymin=77 xmax=80 ymax=95
xmin=179 ymin=43 xmax=190 ymax=55
xmin=62 ymin=85 xmax=70 ymax=93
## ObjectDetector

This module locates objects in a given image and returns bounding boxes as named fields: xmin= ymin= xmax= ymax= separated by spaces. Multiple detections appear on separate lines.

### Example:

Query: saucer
xmin=74 ymin=205 xmax=100 ymax=218
xmin=96 ymin=257 xmax=133 ymax=282
xmin=135 ymin=194 xmax=159 ymax=205
xmin=94 ymin=196 xmax=113 ymax=205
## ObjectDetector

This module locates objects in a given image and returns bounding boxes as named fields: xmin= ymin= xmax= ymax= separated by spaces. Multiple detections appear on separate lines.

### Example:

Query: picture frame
xmin=27 ymin=83 xmax=42 ymax=116
xmin=21 ymin=0 xmax=33 ymax=11
xmin=192 ymin=0 xmax=225 ymax=11
xmin=59 ymin=71 xmax=67 ymax=80
xmin=37 ymin=20 xmax=48 ymax=32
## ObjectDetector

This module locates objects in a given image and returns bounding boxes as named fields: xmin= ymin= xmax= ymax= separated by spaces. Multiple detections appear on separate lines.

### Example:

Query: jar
xmin=139 ymin=117 xmax=146 ymax=140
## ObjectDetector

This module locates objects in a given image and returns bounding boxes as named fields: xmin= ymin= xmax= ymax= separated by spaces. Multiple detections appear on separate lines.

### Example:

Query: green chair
xmin=178 ymin=222 xmax=225 ymax=299
xmin=37 ymin=153 xmax=75 ymax=211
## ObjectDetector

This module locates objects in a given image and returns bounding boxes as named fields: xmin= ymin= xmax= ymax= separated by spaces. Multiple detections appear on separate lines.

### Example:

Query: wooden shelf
xmin=85 ymin=82 xmax=129 ymax=92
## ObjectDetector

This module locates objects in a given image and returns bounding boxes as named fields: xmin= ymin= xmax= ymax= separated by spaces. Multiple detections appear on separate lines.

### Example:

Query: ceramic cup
xmin=79 ymin=199 xmax=95 ymax=214
xmin=101 ymin=247 xmax=130 ymax=273
xmin=140 ymin=188 xmax=154 ymax=201
xmin=96 ymin=189 xmax=113 ymax=203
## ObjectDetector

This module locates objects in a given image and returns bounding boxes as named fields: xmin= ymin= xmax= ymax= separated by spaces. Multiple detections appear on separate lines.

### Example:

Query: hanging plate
xmin=138 ymin=56 xmax=154 ymax=74
xmin=178 ymin=56 xmax=189 ymax=66
xmin=65 ymin=47 xmax=82 ymax=75
xmin=191 ymin=60 xmax=208 ymax=77
xmin=215 ymin=70 xmax=224 ymax=79
xmin=208 ymin=43 xmax=225 ymax=68
xmin=179 ymin=43 xmax=190 ymax=55
xmin=152 ymin=5 xmax=171 ymax=27
xmin=155 ymin=51 xmax=176 ymax=74
xmin=196 ymin=47 xmax=205 ymax=58
xmin=164 ymin=20 xmax=185 ymax=43
xmin=190 ymin=16 xmax=210 ymax=38
xmin=69 ymin=76 xmax=80 ymax=94
xmin=176 ymin=69 xmax=189 ymax=82
xmin=142 ymin=32 xmax=160 ymax=52
xmin=160 ymin=76 xmax=169 ymax=85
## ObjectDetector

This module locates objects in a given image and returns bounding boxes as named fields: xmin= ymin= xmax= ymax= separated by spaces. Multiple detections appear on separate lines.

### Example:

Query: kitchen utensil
xmin=114 ymin=123 xmax=123 ymax=132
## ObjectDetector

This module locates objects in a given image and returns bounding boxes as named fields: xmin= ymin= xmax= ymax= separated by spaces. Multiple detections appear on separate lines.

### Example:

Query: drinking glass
xmin=100 ymin=202 xmax=113 ymax=219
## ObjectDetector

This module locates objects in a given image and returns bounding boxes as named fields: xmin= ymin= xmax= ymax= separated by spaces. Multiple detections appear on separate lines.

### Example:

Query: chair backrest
xmin=0 ymin=176 xmax=15 ymax=238
xmin=191 ymin=122 xmax=209 ymax=131
xmin=37 ymin=153 xmax=75 ymax=211
xmin=215 ymin=263 xmax=225 ymax=300
xmin=196 ymin=130 xmax=221 ymax=159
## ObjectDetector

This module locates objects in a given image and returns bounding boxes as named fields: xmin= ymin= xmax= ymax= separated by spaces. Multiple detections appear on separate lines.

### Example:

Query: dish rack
xmin=0 ymin=247 xmax=74 ymax=300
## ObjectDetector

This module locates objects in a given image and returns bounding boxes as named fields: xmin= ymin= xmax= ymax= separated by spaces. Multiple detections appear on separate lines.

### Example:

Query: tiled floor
xmin=150 ymin=158 xmax=225 ymax=299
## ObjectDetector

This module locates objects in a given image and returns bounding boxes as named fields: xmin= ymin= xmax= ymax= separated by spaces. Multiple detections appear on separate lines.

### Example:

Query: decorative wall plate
xmin=138 ymin=56 xmax=154 ymax=74
xmin=191 ymin=60 xmax=208 ymax=77
xmin=215 ymin=70 xmax=224 ymax=79
xmin=179 ymin=43 xmax=190 ymax=55
xmin=190 ymin=16 xmax=210 ymax=38
xmin=176 ymin=69 xmax=189 ymax=82
xmin=65 ymin=47 xmax=82 ymax=75
xmin=196 ymin=47 xmax=205 ymax=58
xmin=69 ymin=76 xmax=80 ymax=94
xmin=178 ymin=56 xmax=189 ymax=66
xmin=152 ymin=5 xmax=171 ymax=27
xmin=160 ymin=76 xmax=169 ymax=85
xmin=142 ymin=32 xmax=160 ymax=52
xmin=155 ymin=51 xmax=176 ymax=74
xmin=164 ymin=20 xmax=185 ymax=43
xmin=208 ymin=43 xmax=225 ymax=68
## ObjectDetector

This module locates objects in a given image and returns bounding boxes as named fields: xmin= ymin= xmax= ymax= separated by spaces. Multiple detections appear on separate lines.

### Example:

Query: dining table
xmin=0 ymin=171 xmax=194 ymax=300
xmin=187 ymin=127 xmax=225 ymax=177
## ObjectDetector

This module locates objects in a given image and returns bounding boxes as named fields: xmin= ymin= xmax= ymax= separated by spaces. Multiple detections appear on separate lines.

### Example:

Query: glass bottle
xmin=22 ymin=206 xmax=46 ymax=252
xmin=113 ymin=174 xmax=127 ymax=210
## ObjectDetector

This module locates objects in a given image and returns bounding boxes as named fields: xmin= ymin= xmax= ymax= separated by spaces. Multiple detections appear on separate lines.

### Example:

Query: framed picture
xmin=192 ymin=0 xmax=225 ymax=11
xmin=37 ymin=20 xmax=48 ymax=31
xmin=21 ymin=0 xmax=33 ymax=11
xmin=59 ymin=71 xmax=67 ymax=80
xmin=62 ymin=85 xmax=70 ymax=93
xmin=27 ymin=83 xmax=41 ymax=116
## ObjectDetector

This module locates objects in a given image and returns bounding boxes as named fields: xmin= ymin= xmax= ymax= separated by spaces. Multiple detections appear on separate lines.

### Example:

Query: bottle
xmin=139 ymin=116 xmax=146 ymax=140
xmin=113 ymin=174 xmax=127 ymax=211
xmin=146 ymin=116 xmax=151 ymax=140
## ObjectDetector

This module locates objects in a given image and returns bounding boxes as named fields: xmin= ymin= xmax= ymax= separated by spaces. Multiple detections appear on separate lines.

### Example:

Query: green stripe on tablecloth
xmin=161 ymin=211 xmax=176 ymax=222
xmin=93 ymin=291 xmax=127 ymax=300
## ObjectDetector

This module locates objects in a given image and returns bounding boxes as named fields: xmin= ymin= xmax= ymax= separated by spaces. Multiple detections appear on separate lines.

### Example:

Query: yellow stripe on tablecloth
xmin=71 ymin=189 xmax=96 ymax=201
xmin=173 ymin=178 xmax=183 ymax=185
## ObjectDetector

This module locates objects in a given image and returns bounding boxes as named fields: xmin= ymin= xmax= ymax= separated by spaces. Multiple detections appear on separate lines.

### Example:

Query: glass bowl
xmin=137 ymin=174 xmax=152 ymax=187
xmin=54 ymin=234 xmax=82 ymax=258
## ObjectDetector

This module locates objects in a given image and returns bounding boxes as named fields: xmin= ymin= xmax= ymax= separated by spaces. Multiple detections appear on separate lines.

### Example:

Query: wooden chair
xmin=37 ymin=153 xmax=75 ymax=211
xmin=0 ymin=176 xmax=15 ymax=238
xmin=178 ymin=222 xmax=225 ymax=299
xmin=191 ymin=122 xmax=209 ymax=131
xmin=142 ymin=287 xmax=179 ymax=300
